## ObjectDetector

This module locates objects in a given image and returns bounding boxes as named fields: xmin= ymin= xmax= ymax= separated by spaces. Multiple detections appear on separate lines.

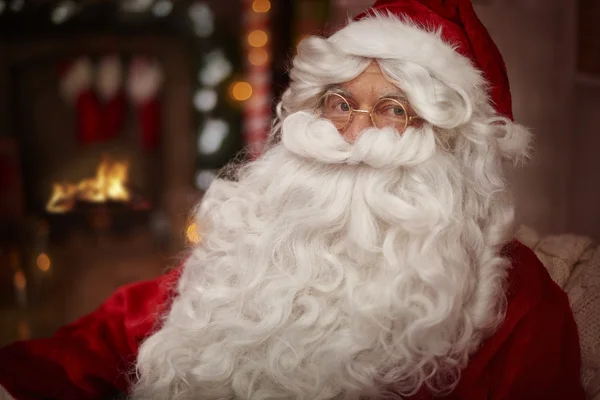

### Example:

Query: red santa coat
xmin=0 ymin=240 xmax=586 ymax=400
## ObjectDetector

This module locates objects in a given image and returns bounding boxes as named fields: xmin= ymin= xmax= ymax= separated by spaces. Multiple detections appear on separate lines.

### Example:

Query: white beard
xmin=132 ymin=112 xmax=510 ymax=400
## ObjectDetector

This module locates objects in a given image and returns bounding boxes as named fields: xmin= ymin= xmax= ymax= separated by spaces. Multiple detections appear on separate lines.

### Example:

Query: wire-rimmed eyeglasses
xmin=314 ymin=92 xmax=420 ymax=133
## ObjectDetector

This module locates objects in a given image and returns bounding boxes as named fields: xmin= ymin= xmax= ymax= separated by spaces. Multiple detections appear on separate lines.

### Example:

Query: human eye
xmin=337 ymin=102 xmax=350 ymax=112
xmin=324 ymin=94 xmax=351 ymax=114
xmin=376 ymin=99 xmax=407 ymax=118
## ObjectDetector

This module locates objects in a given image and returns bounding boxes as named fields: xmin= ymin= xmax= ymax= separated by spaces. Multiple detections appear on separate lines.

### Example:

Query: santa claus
xmin=0 ymin=1 xmax=586 ymax=399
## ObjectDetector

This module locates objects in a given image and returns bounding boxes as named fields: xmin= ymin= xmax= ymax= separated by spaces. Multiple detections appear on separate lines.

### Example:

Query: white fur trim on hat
xmin=327 ymin=12 xmax=485 ymax=100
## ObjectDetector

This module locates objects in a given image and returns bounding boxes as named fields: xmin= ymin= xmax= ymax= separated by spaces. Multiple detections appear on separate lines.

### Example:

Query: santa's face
xmin=132 ymin=54 xmax=512 ymax=400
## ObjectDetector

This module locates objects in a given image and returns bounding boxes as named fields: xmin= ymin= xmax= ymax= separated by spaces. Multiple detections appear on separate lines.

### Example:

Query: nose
xmin=342 ymin=112 xmax=373 ymax=143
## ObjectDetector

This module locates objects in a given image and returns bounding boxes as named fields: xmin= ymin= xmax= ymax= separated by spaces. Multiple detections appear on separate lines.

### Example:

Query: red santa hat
xmin=330 ymin=0 xmax=531 ymax=160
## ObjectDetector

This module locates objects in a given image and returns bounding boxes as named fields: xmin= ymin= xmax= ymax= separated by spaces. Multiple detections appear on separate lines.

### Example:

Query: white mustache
xmin=281 ymin=111 xmax=437 ymax=168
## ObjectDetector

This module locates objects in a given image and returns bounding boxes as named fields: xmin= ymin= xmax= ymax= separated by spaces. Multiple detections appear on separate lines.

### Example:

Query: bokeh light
xmin=152 ymin=0 xmax=173 ymax=17
xmin=252 ymin=0 xmax=270 ymax=13
xmin=193 ymin=88 xmax=218 ymax=112
xmin=37 ymin=252 xmax=51 ymax=272
xmin=51 ymin=1 xmax=76 ymax=24
xmin=186 ymin=222 xmax=201 ymax=244
xmin=248 ymin=48 xmax=269 ymax=66
xmin=195 ymin=170 xmax=217 ymax=192
xmin=230 ymin=81 xmax=253 ymax=101
xmin=13 ymin=270 xmax=26 ymax=290
xmin=198 ymin=50 xmax=232 ymax=87
xmin=248 ymin=29 xmax=268 ymax=47
xmin=198 ymin=119 xmax=229 ymax=154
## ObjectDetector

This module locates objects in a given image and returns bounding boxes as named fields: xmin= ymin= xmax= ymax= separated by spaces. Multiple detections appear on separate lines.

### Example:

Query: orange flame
xmin=46 ymin=155 xmax=130 ymax=213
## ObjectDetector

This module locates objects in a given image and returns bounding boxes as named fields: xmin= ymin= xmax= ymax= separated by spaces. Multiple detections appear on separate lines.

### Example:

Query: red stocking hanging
xmin=137 ymin=97 xmax=160 ymax=151
xmin=96 ymin=54 xmax=126 ymax=141
xmin=59 ymin=57 xmax=102 ymax=146
xmin=126 ymin=56 xmax=164 ymax=152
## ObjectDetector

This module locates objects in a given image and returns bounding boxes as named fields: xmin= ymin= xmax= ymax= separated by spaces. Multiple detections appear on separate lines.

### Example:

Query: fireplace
xmin=4 ymin=36 xmax=198 ymax=246
xmin=14 ymin=57 xmax=158 ymax=237
xmin=44 ymin=153 xmax=154 ymax=237
xmin=46 ymin=155 xmax=135 ymax=214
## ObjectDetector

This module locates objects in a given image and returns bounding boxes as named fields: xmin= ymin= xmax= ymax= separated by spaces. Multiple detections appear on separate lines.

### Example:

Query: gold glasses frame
xmin=314 ymin=92 xmax=421 ymax=133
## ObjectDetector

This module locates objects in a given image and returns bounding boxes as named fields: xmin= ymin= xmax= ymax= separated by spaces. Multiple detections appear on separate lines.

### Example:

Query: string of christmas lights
xmin=240 ymin=0 xmax=272 ymax=159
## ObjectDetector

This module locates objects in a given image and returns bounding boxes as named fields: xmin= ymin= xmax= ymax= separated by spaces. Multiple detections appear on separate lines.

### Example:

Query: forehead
xmin=337 ymin=61 xmax=401 ymax=100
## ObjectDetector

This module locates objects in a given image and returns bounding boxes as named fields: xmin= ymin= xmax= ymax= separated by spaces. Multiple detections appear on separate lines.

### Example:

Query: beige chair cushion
xmin=516 ymin=225 xmax=600 ymax=400
xmin=0 ymin=385 xmax=14 ymax=400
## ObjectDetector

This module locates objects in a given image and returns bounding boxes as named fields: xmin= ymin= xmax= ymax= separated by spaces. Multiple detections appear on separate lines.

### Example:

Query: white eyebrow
xmin=324 ymin=86 xmax=352 ymax=98
xmin=379 ymin=91 xmax=409 ymax=102
xmin=324 ymin=86 xmax=408 ymax=103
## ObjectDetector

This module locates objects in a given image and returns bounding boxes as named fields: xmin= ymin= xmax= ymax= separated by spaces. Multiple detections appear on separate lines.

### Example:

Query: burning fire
xmin=46 ymin=155 xmax=131 ymax=213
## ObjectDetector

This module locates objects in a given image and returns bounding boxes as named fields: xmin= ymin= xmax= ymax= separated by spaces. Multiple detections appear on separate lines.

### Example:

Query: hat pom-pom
xmin=495 ymin=118 xmax=533 ymax=165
